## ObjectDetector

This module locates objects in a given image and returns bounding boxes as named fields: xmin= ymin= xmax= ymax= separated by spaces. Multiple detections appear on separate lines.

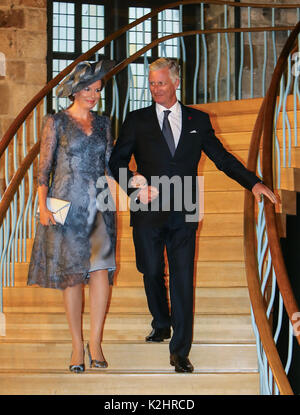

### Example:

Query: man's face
xmin=149 ymin=67 xmax=179 ymax=108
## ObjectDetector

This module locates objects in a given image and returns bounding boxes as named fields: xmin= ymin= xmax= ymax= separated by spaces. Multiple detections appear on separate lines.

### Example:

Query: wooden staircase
xmin=4 ymin=96 xmax=295 ymax=395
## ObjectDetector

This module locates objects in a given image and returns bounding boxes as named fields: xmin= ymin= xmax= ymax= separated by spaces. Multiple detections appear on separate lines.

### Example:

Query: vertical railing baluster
xmin=200 ymin=3 xmax=207 ymax=103
xmin=179 ymin=5 xmax=186 ymax=104
xmin=284 ymin=322 xmax=294 ymax=376
xmin=6 ymin=131 xmax=18 ymax=286
xmin=248 ymin=7 xmax=254 ymax=98
xmin=22 ymin=121 xmax=28 ymax=262
xmin=282 ymin=42 xmax=292 ymax=168
xmin=262 ymin=31 xmax=268 ymax=97
xmin=224 ymin=5 xmax=230 ymax=101
xmin=238 ymin=32 xmax=244 ymax=100
xmin=193 ymin=34 xmax=200 ymax=104
xmin=214 ymin=32 xmax=221 ymax=102
xmin=161 ymin=10 xmax=167 ymax=57
xmin=271 ymin=8 xmax=277 ymax=69
xmin=293 ymin=69 xmax=299 ymax=148
xmin=110 ymin=40 xmax=120 ymax=139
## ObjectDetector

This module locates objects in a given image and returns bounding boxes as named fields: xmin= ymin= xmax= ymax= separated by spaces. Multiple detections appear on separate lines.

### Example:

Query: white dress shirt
xmin=155 ymin=101 xmax=182 ymax=149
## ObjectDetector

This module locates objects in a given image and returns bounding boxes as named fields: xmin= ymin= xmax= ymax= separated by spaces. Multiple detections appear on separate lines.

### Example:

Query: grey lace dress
xmin=27 ymin=110 xmax=116 ymax=290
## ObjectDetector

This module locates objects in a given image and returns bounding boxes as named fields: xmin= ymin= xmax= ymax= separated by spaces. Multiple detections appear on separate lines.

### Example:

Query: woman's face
xmin=73 ymin=79 xmax=102 ymax=109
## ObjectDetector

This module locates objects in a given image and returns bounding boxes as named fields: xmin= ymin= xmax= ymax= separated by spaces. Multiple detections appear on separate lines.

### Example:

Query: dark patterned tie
xmin=162 ymin=110 xmax=175 ymax=156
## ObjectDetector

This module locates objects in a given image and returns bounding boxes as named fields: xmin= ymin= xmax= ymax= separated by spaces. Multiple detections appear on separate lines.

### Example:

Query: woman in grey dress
xmin=28 ymin=60 xmax=116 ymax=372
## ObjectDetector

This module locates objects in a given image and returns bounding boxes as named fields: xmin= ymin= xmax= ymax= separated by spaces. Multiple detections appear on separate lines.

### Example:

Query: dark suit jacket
xmin=109 ymin=102 xmax=260 ymax=229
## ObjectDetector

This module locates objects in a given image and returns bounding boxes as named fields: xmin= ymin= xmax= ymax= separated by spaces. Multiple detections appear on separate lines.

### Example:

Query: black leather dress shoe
xmin=145 ymin=328 xmax=171 ymax=342
xmin=170 ymin=354 xmax=194 ymax=373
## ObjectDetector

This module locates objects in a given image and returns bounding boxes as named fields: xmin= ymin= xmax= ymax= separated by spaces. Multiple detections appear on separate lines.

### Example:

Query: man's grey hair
xmin=149 ymin=58 xmax=180 ymax=84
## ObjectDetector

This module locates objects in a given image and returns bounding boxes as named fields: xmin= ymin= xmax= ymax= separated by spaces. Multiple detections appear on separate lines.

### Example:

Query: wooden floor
xmin=2 ymin=96 xmax=297 ymax=395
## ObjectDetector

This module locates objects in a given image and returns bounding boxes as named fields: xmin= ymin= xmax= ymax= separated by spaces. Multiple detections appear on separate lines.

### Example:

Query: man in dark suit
xmin=109 ymin=58 xmax=278 ymax=373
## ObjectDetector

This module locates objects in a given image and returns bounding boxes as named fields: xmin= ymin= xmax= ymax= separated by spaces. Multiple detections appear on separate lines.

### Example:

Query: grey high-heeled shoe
xmin=86 ymin=342 xmax=108 ymax=368
xmin=69 ymin=350 xmax=85 ymax=373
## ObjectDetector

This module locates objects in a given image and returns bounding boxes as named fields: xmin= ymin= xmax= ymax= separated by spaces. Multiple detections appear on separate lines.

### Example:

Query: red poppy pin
xmin=188 ymin=116 xmax=192 ymax=120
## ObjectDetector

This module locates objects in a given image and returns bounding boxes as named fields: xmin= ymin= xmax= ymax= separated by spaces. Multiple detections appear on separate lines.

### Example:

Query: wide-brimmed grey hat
xmin=56 ymin=60 xmax=115 ymax=98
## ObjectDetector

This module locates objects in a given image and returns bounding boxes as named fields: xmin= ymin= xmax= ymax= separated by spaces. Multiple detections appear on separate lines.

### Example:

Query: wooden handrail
xmin=244 ymin=21 xmax=300 ymax=394
xmin=244 ymin=100 xmax=294 ymax=395
xmin=262 ymin=21 xmax=300 ymax=346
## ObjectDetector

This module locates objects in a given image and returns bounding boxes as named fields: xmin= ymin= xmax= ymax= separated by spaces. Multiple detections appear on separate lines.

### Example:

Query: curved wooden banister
xmin=262 ymin=21 xmax=300 ymax=346
xmin=244 ymin=20 xmax=300 ymax=394
xmin=244 ymin=101 xmax=294 ymax=395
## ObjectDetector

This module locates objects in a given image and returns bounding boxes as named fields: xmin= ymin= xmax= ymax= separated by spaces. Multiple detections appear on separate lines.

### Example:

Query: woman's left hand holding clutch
xmin=39 ymin=206 xmax=57 ymax=226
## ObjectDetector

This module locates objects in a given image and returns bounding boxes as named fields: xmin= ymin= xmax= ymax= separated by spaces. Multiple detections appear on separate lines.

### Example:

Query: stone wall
xmin=0 ymin=0 xmax=47 ymax=139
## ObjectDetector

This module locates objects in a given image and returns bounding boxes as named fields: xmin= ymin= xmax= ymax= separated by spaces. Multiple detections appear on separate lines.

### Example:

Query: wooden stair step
xmin=280 ymin=167 xmax=300 ymax=192
xmin=3 ymin=287 xmax=252 ymax=314
xmin=199 ymin=137 xmax=300 ymax=171
xmin=276 ymin=189 xmax=297 ymax=215
xmin=201 ymin=128 xmax=300 ymax=152
xmin=13 ymin=260 xmax=247 ymax=287
xmin=206 ymin=110 xmax=300 ymax=135
xmin=199 ymin=149 xmax=249 ymax=171
xmin=193 ymin=95 xmax=298 ymax=116
xmin=290 ymin=146 xmax=300 ymax=167
xmin=2 ymin=313 xmax=255 ymax=343
xmin=23 ymin=236 xmax=245 ymax=262
xmin=202 ymin=171 xmax=254 ymax=191
xmin=0 ymin=341 xmax=258 ymax=372
xmin=0 ymin=370 xmax=260 ymax=395
xmin=117 ymin=212 xmax=244 ymax=237
xmin=203 ymin=190 xmax=245 ymax=212
xmin=191 ymin=97 xmax=263 ymax=115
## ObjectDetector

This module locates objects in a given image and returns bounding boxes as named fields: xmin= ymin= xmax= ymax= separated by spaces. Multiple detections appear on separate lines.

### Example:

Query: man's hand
xmin=137 ymin=186 xmax=159 ymax=204
xmin=131 ymin=173 xmax=159 ymax=204
xmin=252 ymin=182 xmax=280 ymax=204
xmin=131 ymin=173 xmax=148 ymax=189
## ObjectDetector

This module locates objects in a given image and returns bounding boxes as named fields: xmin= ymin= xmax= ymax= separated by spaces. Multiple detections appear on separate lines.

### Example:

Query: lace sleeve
xmin=105 ymin=116 xmax=114 ymax=177
xmin=37 ymin=114 xmax=58 ymax=187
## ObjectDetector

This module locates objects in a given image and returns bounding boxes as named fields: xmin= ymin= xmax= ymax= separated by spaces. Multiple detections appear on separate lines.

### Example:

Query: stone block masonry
xmin=0 ymin=1 xmax=47 ymax=191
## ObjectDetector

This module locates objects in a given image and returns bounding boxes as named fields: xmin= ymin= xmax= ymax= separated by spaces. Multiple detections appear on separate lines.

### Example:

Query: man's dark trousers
xmin=133 ymin=213 xmax=196 ymax=357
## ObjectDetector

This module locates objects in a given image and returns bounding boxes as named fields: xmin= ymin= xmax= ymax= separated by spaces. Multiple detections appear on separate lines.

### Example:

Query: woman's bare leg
xmin=88 ymin=269 xmax=110 ymax=361
xmin=63 ymin=283 xmax=84 ymax=365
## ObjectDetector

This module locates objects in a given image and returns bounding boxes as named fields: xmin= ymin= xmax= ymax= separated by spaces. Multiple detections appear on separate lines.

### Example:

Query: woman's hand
xmin=37 ymin=184 xmax=56 ymax=226
xmin=39 ymin=206 xmax=57 ymax=226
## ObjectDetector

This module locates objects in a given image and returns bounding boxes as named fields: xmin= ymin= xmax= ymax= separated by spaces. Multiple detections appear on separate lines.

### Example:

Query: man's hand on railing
xmin=252 ymin=182 xmax=280 ymax=204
